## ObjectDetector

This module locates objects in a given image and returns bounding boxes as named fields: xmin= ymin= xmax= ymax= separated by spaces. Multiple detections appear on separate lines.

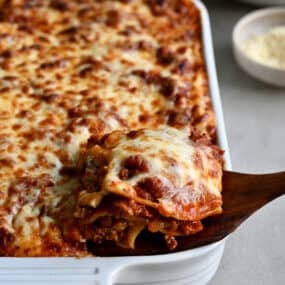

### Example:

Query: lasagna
xmin=0 ymin=0 xmax=223 ymax=257
xmin=76 ymin=127 xmax=223 ymax=250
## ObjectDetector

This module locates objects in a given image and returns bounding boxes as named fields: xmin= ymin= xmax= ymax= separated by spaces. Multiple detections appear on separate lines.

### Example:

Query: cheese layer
xmin=0 ymin=0 xmax=217 ymax=256
xmin=80 ymin=127 xmax=223 ymax=222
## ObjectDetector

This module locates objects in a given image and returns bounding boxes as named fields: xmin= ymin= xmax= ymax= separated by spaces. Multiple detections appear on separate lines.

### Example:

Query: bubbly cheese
xmin=80 ymin=127 xmax=223 ymax=222
xmin=241 ymin=26 xmax=285 ymax=69
xmin=0 ymin=0 xmax=217 ymax=256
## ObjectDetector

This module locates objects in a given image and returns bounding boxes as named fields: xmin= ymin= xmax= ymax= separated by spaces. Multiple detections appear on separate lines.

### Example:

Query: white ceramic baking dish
xmin=0 ymin=1 xmax=231 ymax=284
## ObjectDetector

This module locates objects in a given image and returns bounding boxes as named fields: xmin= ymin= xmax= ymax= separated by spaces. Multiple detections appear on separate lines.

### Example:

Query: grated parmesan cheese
xmin=241 ymin=26 xmax=285 ymax=69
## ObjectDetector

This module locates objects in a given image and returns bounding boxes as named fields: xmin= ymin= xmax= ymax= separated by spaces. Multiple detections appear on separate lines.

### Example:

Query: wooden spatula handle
xmin=223 ymin=171 xmax=285 ymax=216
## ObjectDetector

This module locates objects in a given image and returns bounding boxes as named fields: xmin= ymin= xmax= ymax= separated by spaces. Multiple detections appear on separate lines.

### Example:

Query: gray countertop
xmin=203 ymin=1 xmax=285 ymax=284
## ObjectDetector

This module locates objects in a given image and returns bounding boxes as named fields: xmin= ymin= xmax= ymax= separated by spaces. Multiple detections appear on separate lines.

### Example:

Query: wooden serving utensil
xmin=176 ymin=170 xmax=285 ymax=251
xmin=89 ymin=170 xmax=285 ymax=256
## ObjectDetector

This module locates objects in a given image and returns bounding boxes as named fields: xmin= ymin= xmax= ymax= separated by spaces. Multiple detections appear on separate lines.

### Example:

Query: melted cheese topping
xmin=80 ymin=127 xmax=223 ymax=222
xmin=0 ymin=0 xmax=217 ymax=256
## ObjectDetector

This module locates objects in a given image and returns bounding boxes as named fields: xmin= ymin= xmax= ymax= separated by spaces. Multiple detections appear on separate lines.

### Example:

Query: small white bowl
xmin=238 ymin=0 xmax=285 ymax=5
xmin=233 ymin=7 xmax=285 ymax=87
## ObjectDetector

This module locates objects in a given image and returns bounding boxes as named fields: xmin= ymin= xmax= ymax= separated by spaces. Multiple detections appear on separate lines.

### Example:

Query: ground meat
xmin=114 ymin=199 xmax=154 ymax=218
xmin=106 ymin=10 xmax=120 ymax=27
xmin=126 ymin=130 xmax=142 ymax=139
xmin=176 ymin=59 xmax=192 ymax=75
xmin=132 ymin=69 xmax=161 ymax=84
xmin=0 ymin=228 xmax=15 ymax=254
xmin=137 ymin=40 xmax=153 ymax=51
xmin=132 ymin=69 xmax=175 ymax=97
xmin=156 ymin=47 xmax=175 ymax=65
xmin=164 ymin=235 xmax=177 ymax=250
xmin=58 ymin=26 xmax=79 ymax=35
xmin=40 ymin=59 xmax=67 ymax=69
xmin=167 ymin=109 xmax=192 ymax=127
xmin=87 ymin=133 xmax=109 ymax=148
xmin=159 ymin=77 xmax=175 ymax=97
xmin=146 ymin=0 xmax=166 ymax=16
xmin=118 ymin=168 xmax=129 ymax=180
xmin=136 ymin=177 xmax=168 ymax=200
xmin=179 ymin=221 xmax=202 ymax=235
xmin=119 ymin=155 xmax=149 ymax=179
xmin=50 ymin=0 xmax=69 ymax=11
xmin=0 ymin=157 xmax=15 ymax=167
xmin=0 ymin=50 xmax=12 ymax=58
xmin=40 ymin=93 xmax=59 ymax=103
xmin=79 ymin=66 xmax=93 ymax=77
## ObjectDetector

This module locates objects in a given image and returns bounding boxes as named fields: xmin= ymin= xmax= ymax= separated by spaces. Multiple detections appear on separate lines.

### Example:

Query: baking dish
xmin=0 ymin=1 xmax=231 ymax=284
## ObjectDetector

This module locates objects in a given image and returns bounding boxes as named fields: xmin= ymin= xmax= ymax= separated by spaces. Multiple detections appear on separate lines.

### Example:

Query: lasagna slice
xmin=76 ymin=127 xmax=223 ymax=249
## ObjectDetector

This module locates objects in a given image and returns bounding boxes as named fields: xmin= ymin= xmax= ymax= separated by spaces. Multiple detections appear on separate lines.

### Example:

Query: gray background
xmin=204 ymin=1 xmax=285 ymax=284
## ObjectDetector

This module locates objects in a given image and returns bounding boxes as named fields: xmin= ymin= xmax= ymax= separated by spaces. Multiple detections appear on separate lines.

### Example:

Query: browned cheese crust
xmin=0 ymin=0 xmax=217 ymax=256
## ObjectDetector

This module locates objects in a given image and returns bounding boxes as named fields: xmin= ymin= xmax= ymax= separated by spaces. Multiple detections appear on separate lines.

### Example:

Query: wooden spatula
xmin=89 ymin=170 xmax=285 ymax=256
